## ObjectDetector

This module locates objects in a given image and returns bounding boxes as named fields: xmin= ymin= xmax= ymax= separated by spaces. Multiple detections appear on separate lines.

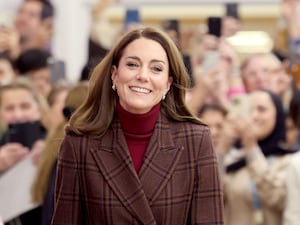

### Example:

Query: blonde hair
xmin=0 ymin=77 xmax=49 ymax=129
xmin=241 ymin=52 xmax=281 ymax=74
xmin=31 ymin=81 xmax=89 ymax=204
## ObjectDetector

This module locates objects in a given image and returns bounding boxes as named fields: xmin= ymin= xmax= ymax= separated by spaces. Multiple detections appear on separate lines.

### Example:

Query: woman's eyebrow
xmin=126 ymin=56 xmax=166 ymax=65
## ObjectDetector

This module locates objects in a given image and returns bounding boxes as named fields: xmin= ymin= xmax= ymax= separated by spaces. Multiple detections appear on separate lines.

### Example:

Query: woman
xmin=0 ymin=77 xmax=48 ymax=173
xmin=217 ymin=89 xmax=295 ymax=225
xmin=51 ymin=27 xmax=224 ymax=225
xmin=198 ymin=103 xmax=227 ymax=149
xmin=32 ymin=81 xmax=88 ymax=225
xmin=0 ymin=77 xmax=48 ymax=225
xmin=283 ymin=88 xmax=300 ymax=225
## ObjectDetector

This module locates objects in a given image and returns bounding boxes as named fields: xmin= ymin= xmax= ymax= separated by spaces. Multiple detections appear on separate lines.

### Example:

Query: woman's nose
xmin=11 ymin=108 xmax=26 ymax=123
xmin=136 ymin=67 xmax=149 ymax=81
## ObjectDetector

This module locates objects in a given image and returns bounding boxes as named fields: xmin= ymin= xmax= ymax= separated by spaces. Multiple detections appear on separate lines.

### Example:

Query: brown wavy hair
xmin=68 ymin=26 xmax=205 ymax=137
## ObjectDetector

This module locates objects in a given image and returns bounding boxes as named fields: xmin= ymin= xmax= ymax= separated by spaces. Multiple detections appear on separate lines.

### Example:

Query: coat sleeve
xmin=51 ymin=135 xmax=85 ymax=225
xmin=283 ymin=153 xmax=300 ymax=225
xmin=191 ymin=127 xmax=224 ymax=225
xmin=246 ymin=147 xmax=291 ymax=211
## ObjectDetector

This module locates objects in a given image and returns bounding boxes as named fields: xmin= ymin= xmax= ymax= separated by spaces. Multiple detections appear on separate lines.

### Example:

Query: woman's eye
xmin=126 ymin=62 xmax=138 ymax=67
xmin=152 ymin=66 xmax=163 ymax=73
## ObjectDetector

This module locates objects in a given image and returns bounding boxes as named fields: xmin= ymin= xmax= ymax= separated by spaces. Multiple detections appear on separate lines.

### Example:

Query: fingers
xmin=0 ymin=143 xmax=29 ymax=172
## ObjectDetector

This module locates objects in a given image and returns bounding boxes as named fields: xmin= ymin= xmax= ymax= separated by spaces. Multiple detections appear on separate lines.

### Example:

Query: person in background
xmin=198 ymin=103 xmax=228 ymax=175
xmin=14 ymin=48 xmax=53 ymax=97
xmin=198 ymin=103 xmax=227 ymax=149
xmin=0 ymin=77 xmax=48 ymax=174
xmin=0 ymin=77 xmax=49 ymax=225
xmin=81 ymin=0 xmax=117 ymax=81
xmin=186 ymin=17 xmax=243 ymax=115
xmin=51 ymin=27 xmax=224 ymax=225
xmin=217 ymin=89 xmax=296 ymax=225
xmin=281 ymin=0 xmax=300 ymax=222
xmin=31 ymin=81 xmax=88 ymax=225
xmin=283 ymin=88 xmax=300 ymax=225
xmin=221 ymin=2 xmax=241 ymax=38
xmin=0 ymin=0 xmax=54 ymax=59
xmin=42 ymin=81 xmax=71 ymax=130
xmin=240 ymin=52 xmax=292 ymax=109
xmin=186 ymin=49 xmax=241 ymax=115
xmin=285 ymin=113 xmax=300 ymax=151
xmin=162 ymin=19 xmax=193 ymax=85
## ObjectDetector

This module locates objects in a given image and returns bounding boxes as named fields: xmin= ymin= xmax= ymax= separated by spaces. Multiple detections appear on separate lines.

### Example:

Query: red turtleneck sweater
xmin=117 ymin=103 xmax=160 ymax=173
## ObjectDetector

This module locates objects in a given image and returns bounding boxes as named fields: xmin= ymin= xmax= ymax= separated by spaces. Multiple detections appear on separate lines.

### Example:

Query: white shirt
xmin=283 ymin=151 xmax=300 ymax=225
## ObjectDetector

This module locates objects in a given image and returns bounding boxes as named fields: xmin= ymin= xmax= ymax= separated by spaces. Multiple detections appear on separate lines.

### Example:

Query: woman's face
xmin=0 ymin=88 xmax=41 ymax=128
xmin=112 ymin=38 xmax=172 ymax=114
xmin=249 ymin=91 xmax=276 ymax=140
xmin=201 ymin=109 xmax=225 ymax=148
xmin=242 ymin=55 xmax=278 ymax=93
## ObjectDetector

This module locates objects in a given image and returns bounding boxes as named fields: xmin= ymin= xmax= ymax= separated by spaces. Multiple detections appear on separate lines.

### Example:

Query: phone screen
xmin=226 ymin=3 xmax=239 ymax=19
xmin=6 ymin=121 xmax=46 ymax=149
xmin=207 ymin=16 xmax=222 ymax=38
xmin=228 ymin=94 xmax=251 ymax=118
xmin=48 ymin=58 xmax=66 ymax=83
xmin=124 ymin=8 xmax=140 ymax=30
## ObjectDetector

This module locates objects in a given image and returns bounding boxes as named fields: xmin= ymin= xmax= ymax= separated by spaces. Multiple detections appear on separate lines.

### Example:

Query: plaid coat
xmin=51 ymin=113 xmax=224 ymax=225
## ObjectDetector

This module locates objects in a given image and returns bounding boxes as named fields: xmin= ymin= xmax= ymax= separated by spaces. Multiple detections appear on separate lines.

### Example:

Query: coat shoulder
xmin=168 ymin=118 xmax=210 ymax=136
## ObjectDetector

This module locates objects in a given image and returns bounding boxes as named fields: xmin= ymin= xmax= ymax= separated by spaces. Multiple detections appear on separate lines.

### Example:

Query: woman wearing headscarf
xmin=216 ymin=89 xmax=296 ymax=225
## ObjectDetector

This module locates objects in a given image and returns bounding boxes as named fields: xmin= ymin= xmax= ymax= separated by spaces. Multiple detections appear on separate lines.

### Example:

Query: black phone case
xmin=6 ymin=121 xmax=46 ymax=149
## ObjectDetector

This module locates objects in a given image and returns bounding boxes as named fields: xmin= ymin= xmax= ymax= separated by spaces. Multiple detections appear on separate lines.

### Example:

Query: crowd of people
xmin=1 ymin=0 xmax=300 ymax=224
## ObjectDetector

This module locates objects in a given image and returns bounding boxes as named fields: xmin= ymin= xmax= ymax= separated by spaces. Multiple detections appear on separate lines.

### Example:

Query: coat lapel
xmin=89 ymin=120 xmax=156 ymax=225
xmin=89 ymin=114 xmax=183 ymax=223
xmin=139 ymin=114 xmax=184 ymax=205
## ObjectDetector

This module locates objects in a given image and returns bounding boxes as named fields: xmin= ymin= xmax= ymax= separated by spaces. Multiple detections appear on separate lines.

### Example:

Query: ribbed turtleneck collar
xmin=117 ymin=102 xmax=160 ymax=135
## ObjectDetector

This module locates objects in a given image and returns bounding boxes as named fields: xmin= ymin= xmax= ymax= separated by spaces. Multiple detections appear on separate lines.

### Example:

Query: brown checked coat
xmin=51 ymin=113 xmax=224 ymax=225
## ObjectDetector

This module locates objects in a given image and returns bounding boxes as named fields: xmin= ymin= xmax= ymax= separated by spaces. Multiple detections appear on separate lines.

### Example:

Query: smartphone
xmin=201 ymin=51 xmax=221 ymax=75
xmin=124 ymin=8 xmax=140 ymax=30
xmin=48 ymin=58 xmax=66 ymax=83
xmin=6 ymin=121 xmax=46 ymax=149
xmin=225 ymin=2 xmax=239 ymax=19
xmin=228 ymin=94 xmax=251 ymax=118
xmin=207 ymin=16 xmax=222 ymax=38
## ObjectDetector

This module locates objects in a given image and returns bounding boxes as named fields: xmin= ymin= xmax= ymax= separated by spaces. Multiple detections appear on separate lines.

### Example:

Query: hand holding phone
xmin=228 ymin=94 xmax=251 ymax=118
xmin=5 ymin=121 xmax=46 ymax=149
xmin=0 ymin=143 xmax=29 ymax=172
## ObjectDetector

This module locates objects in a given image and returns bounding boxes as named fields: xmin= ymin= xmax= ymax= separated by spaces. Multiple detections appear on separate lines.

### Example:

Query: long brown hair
xmin=68 ymin=26 xmax=205 ymax=137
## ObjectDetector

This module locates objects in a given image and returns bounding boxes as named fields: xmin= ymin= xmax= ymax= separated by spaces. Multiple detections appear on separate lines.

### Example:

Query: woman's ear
xmin=167 ymin=76 xmax=173 ymax=91
xmin=111 ymin=65 xmax=117 ymax=81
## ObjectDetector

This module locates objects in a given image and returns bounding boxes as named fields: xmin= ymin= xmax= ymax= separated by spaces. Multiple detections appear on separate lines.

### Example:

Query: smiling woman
xmin=111 ymin=37 xmax=172 ymax=114
xmin=51 ymin=26 xmax=224 ymax=225
xmin=217 ymin=89 xmax=297 ymax=225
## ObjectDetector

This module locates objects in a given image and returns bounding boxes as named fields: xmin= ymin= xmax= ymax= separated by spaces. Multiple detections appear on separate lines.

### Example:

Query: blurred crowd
xmin=1 ymin=0 xmax=300 ymax=225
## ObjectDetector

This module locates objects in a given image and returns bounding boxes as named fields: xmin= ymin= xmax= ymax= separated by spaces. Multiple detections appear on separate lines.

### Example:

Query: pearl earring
xmin=112 ymin=84 xmax=116 ymax=91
